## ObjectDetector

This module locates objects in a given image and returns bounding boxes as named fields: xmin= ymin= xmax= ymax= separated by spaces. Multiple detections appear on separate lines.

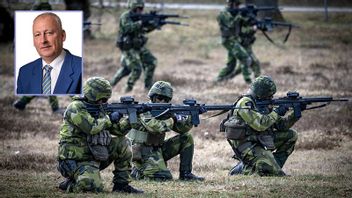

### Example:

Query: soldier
xmin=223 ymin=76 xmax=298 ymax=176
xmin=57 ymin=77 xmax=143 ymax=193
xmin=216 ymin=0 xmax=260 ymax=84
xmin=111 ymin=0 xmax=157 ymax=92
xmin=127 ymin=81 xmax=204 ymax=181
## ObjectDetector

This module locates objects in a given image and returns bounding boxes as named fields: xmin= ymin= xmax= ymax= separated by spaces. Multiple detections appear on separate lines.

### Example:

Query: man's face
xmin=33 ymin=15 xmax=66 ymax=63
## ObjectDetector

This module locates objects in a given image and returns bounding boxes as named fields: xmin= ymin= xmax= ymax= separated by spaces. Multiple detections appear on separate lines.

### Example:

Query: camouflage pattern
xmin=111 ymin=10 xmax=157 ymax=91
xmin=32 ymin=0 xmax=52 ymax=10
xmin=128 ymin=0 xmax=145 ymax=9
xmin=83 ymin=77 xmax=112 ymax=102
xmin=250 ymin=76 xmax=276 ymax=99
xmin=128 ymin=111 xmax=195 ymax=180
xmin=14 ymin=96 xmax=59 ymax=112
xmin=227 ymin=95 xmax=298 ymax=176
xmin=58 ymin=96 xmax=133 ymax=192
xmin=216 ymin=7 xmax=261 ymax=83
xmin=148 ymin=81 xmax=173 ymax=99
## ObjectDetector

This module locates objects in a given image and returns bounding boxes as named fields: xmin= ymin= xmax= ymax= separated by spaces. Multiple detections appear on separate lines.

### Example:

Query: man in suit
xmin=16 ymin=12 xmax=82 ymax=95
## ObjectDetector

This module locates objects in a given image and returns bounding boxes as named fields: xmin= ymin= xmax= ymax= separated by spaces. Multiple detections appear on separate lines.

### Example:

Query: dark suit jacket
xmin=16 ymin=49 xmax=82 ymax=95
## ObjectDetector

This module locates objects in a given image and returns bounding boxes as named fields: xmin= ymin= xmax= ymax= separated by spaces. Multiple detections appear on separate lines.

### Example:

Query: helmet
xmin=127 ymin=0 xmax=145 ymax=10
xmin=148 ymin=81 xmax=173 ymax=100
xmin=227 ymin=0 xmax=241 ymax=4
xmin=250 ymin=76 xmax=276 ymax=99
xmin=83 ymin=77 xmax=112 ymax=103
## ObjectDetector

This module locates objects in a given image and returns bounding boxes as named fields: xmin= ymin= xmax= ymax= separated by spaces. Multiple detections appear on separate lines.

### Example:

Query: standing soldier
xmin=223 ymin=76 xmax=299 ymax=176
xmin=127 ymin=81 xmax=204 ymax=181
xmin=57 ymin=77 xmax=143 ymax=193
xmin=111 ymin=0 xmax=157 ymax=92
xmin=216 ymin=0 xmax=260 ymax=84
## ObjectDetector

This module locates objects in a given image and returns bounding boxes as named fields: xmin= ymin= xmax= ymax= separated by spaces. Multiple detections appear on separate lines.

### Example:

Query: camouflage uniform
xmin=127 ymin=81 xmax=204 ymax=181
xmin=224 ymin=76 xmax=298 ymax=176
xmin=57 ymin=77 xmax=143 ymax=193
xmin=111 ymin=0 xmax=157 ymax=92
xmin=32 ymin=0 xmax=52 ymax=10
xmin=216 ymin=0 xmax=260 ymax=84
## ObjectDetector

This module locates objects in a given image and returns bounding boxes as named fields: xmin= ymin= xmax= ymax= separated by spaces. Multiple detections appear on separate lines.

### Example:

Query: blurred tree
xmin=246 ymin=0 xmax=284 ymax=21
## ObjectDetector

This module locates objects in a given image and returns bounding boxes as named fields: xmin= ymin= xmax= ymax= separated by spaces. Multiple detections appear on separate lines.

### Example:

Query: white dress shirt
xmin=42 ymin=50 xmax=66 ymax=94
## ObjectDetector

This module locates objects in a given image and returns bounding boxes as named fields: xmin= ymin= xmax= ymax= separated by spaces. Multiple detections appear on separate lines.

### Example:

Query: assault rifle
xmin=228 ymin=4 xmax=278 ymax=18
xmin=256 ymin=91 xmax=348 ymax=119
xmin=255 ymin=17 xmax=299 ymax=43
xmin=130 ymin=10 xmax=188 ymax=29
xmin=86 ymin=96 xmax=238 ymax=126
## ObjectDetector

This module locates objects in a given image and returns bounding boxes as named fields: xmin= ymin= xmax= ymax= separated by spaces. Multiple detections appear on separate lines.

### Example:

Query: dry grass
xmin=0 ymin=7 xmax=352 ymax=197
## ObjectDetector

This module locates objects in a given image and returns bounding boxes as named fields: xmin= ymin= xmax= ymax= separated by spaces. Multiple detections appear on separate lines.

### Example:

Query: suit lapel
xmin=32 ymin=58 xmax=43 ymax=94
xmin=54 ymin=50 xmax=73 ymax=94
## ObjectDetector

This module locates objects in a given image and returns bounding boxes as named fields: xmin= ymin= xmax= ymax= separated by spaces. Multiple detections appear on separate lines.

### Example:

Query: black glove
xmin=300 ymin=103 xmax=307 ymax=111
xmin=274 ymin=105 xmax=289 ymax=116
xmin=109 ymin=112 xmax=122 ymax=123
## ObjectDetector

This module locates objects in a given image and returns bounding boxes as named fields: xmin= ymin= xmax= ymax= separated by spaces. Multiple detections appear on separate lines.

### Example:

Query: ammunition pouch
xmin=128 ymin=129 xmax=165 ymax=147
xmin=116 ymin=34 xmax=147 ymax=50
xmin=257 ymin=133 xmax=275 ymax=150
xmin=131 ymin=144 xmax=142 ymax=161
xmin=224 ymin=116 xmax=248 ymax=140
xmin=146 ymin=133 xmax=165 ymax=146
xmin=88 ymin=144 xmax=109 ymax=161
xmin=58 ymin=159 xmax=77 ymax=178
xmin=240 ymin=34 xmax=256 ymax=47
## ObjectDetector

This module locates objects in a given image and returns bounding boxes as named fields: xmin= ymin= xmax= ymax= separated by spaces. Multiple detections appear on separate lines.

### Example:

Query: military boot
xmin=58 ymin=178 xmax=74 ymax=192
xmin=13 ymin=99 xmax=27 ymax=110
xmin=112 ymin=183 xmax=144 ymax=194
xmin=229 ymin=161 xmax=244 ymax=176
xmin=179 ymin=171 xmax=205 ymax=181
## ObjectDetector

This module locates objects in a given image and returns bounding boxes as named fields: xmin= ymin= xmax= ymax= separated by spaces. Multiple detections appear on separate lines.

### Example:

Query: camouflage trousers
xmin=228 ymin=129 xmax=298 ymax=176
xmin=58 ymin=137 xmax=132 ymax=192
xmin=111 ymin=47 xmax=157 ymax=91
xmin=16 ymin=96 xmax=59 ymax=111
xmin=132 ymin=133 xmax=194 ymax=180
xmin=217 ymin=41 xmax=260 ymax=83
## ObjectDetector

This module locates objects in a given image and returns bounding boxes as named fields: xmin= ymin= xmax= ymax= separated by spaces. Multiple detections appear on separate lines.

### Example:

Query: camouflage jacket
xmin=128 ymin=110 xmax=193 ymax=145
xmin=118 ymin=10 xmax=157 ymax=49
xmin=217 ymin=8 xmax=256 ymax=47
xmin=233 ymin=96 xmax=298 ymax=133
xmin=58 ymin=98 xmax=131 ymax=161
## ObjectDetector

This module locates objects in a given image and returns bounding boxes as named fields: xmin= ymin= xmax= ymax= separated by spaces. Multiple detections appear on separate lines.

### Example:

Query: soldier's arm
xmin=274 ymin=111 xmax=299 ymax=131
xmin=237 ymin=97 xmax=280 ymax=131
xmin=64 ymin=101 xmax=112 ymax=135
xmin=109 ymin=117 xmax=132 ymax=136
xmin=120 ymin=13 xmax=143 ymax=34
xmin=137 ymin=113 xmax=174 ymax=134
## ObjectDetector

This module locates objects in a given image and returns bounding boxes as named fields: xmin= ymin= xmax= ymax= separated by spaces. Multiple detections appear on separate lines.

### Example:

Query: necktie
xmin=42 ymin=65 xmax=52 ymax=94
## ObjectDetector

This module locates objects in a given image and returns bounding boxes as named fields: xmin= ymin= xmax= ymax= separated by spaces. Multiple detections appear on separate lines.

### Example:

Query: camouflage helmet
xmin=127 ymin=0 xmax=145 ymax=9
xmin=227 ymin=0 xmax=241 ymax=4
xmin=83 ymin=77 xmax=112 ymax=102
xmin=250 ymin=76 xmax=276 ymax=99
xmin=148 ymin=81 xmax=173 ymax=100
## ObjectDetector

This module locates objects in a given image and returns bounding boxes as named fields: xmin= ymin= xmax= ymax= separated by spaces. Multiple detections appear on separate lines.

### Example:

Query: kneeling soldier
xmin=57 ymin=77 xmax=143 ymax=193
xmin=224 ymin=76 xmax=298 ymax=176
xmin=128 ymin=81 xmax=204 ymax=181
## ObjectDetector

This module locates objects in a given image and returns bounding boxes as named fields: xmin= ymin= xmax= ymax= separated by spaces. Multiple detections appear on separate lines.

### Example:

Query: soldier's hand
xmin=109 ymin=112 xmax=122 ymax=123
xmin=300 ymin=103 xmax=307 ymax=111
xmin=198 ymin=104 xmax=207 ymax=114
xmin=274 ymin=105 xmax=289 ymax=116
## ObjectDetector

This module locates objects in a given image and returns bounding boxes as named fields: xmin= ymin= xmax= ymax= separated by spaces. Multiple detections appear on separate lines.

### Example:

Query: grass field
xmin=1 ymin=6 xmax=352 ymax=198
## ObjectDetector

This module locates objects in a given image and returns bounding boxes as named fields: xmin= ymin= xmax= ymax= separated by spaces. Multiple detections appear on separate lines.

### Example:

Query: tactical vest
xmin=222 ymin=95 xmax=276 ymax=150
